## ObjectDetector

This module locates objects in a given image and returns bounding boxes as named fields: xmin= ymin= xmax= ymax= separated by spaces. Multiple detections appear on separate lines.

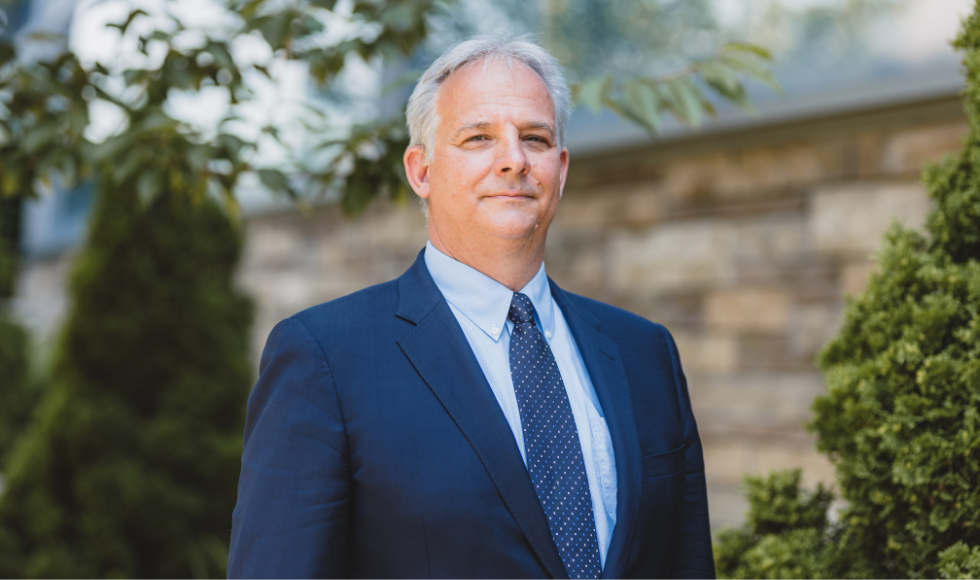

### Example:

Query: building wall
xmin=14 ymin=94 xmax=969 ymax=530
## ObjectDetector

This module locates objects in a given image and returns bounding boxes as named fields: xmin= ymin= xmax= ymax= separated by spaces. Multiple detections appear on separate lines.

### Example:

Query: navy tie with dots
xmin=507 ymin=292 xmax=602 ymax=579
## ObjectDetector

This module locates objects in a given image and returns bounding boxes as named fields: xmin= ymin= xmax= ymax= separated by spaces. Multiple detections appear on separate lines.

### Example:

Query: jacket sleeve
xmin=663 ymin=327 xmax=716 ymax=579
xmin=228 ymin=317 xmax=350 ymax=579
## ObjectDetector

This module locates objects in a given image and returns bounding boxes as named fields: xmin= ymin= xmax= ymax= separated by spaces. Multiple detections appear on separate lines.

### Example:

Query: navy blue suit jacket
xmin=228 ymin=250 xmax=714 ymax=579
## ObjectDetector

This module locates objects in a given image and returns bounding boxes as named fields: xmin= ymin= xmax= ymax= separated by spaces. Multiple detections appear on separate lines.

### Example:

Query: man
xmin=228 ymin=36 xmax=713 ymax=579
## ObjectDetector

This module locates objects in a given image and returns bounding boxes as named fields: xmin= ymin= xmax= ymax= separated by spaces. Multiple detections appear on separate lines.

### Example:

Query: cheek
xmin=435 ymin=152 xmax=488 ymax=189
xmin=530 ymin=155 xmax=563 ymax=187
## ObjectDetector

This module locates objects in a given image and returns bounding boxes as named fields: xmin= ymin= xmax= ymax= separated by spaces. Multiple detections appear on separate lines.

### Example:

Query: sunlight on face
xmin=423 ymin=59 xmax=568 ymax=249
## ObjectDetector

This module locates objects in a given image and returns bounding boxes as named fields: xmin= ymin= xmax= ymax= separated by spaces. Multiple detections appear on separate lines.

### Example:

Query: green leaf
xmin=257 ymin=168 xmax=288 ymax=192
xmin=252 ymin=64 xmax=272 ymax=79
xmin=204 ymin=42 xmax=235 ymax=70
xmin=721 ymin=55 xmax=782 ymax=92
xmin=0 ymin=41 xmax=15 ymax=66
xmin=292 ymin=14 xmax=325 ymax=36
xmin=574 ymin=75 xmax=612 ymax=114
xmin=699 ymin=61 xmax=754 ymax=113
xmin=621 ymin=78 xmax=661 ymax=135
xmin=238 ymin=0 xmax=267 ymax=19
xmin=698 ymin=61 xmax=739 ymax=93
xmin=661 ymin=78 xmax=704 ymax=127
xmin=217 ymin=134 xmax=247 ymax=160
xmin=720 ymin=41 xmax=773 ymax=60
xmin=259 ymin=13 xmax=292 ymax=51
xmin=123 ymin=68 xmax=146 ymax=86
xmin=105 ymin=9 xmax=148 ymax=36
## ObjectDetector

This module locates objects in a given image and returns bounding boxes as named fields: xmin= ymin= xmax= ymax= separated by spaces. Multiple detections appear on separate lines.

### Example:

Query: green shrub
xmin=716 ymin=1 xmax=980 ymax=577
xmin=0 ymin=199 xmax=38 ymax=467
xmin=940 ymin=542 xmax=980 ymax=579
xmin=714 ymin=470 xmax=837 ymax=579
xmin=0 ymin=237 xmax=33 ymax=466
xmin=0 ymin=180 xmax=253 ymax=578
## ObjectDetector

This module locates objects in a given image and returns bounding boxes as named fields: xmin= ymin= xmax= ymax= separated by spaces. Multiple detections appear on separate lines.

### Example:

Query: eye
xmin=526 ymin=135 xmax=549 ymax=144
xmin=466 ymin=135 xmax=488 ymax=142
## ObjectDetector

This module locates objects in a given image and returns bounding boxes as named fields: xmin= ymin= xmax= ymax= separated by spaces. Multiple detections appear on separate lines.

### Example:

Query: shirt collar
xmin=424 ymin=241 xmax=554 ymax=342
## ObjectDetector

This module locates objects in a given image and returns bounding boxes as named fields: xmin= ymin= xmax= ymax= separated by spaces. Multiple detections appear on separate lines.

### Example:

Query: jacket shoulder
xmin=288 ymin=279 xmax=401 ymax=335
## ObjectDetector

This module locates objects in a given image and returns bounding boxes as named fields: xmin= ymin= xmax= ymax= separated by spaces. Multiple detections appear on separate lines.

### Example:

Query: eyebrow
xmin=454 ymin=120 xmax=556 ymax=140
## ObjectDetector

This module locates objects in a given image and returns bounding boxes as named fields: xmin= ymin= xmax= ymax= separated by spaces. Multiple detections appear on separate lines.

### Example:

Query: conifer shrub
xmin=714 ymin=470 xmax=836 ymax=579
xmin=0 ymin=200 xmax=36 ymax=466
xmin=0 ymin=180 xmax=253 ymax=578
xmin=716 ymin=3 xmax=980 ymax=577
xmin=0 ymin=238 xmax=32 ymax=466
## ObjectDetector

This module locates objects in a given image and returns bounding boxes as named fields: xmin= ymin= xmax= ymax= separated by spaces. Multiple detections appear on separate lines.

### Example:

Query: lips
xmin=486 ymin=191 xmax=535 ymax=198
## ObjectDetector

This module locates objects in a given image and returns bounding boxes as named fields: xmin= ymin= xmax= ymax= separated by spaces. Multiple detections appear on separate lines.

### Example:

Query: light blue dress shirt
xmin=424 ymin=242 xmax=618 ymax=566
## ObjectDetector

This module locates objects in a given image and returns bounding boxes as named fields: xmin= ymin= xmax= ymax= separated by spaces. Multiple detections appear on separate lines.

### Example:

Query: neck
xmin=428 ymin=225 xmax=545 ymax=292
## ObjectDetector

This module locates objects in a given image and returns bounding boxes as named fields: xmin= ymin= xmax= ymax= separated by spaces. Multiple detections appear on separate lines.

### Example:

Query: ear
xmin=558 ymin=147 xmax=569 ymax=201
xmin=403 ymin=145 xmax=431 ymax=200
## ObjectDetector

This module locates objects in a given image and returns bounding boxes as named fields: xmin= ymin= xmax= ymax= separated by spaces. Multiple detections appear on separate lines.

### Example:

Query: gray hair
xmin=405 ymin=35 xmax=571 ymax=216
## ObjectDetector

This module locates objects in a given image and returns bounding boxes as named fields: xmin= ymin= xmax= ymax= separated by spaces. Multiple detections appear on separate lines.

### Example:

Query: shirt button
xmin=491 ymin=326 xmax=500 ymax=335
xmin=544 ymin=329 xmax=552 ymax=338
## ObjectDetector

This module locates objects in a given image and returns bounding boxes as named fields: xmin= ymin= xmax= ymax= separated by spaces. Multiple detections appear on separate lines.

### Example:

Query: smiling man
xmin=228 ymin=36 xmax=714 ymax=579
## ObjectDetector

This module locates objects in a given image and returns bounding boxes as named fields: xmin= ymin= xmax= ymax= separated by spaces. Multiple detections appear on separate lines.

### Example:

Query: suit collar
xmin=422 ymin=242 xmax=555 ymax=342
xmin=394 ymin=249 xmax=442 ymax=325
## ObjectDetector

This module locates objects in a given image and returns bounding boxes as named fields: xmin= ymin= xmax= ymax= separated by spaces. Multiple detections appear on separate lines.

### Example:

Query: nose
xmin=493 ymin=129 xmax=529 ymax=176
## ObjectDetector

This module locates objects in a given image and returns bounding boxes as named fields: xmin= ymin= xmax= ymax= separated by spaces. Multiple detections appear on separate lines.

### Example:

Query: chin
xmin=480 ymin=211 xmax=543 ymax=240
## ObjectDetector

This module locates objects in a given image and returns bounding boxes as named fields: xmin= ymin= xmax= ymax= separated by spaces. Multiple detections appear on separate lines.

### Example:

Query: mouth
xmin=485 ymin=191 xmax=535 ymax=199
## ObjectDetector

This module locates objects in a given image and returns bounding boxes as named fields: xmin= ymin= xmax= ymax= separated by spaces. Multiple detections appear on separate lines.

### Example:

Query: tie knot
xmin=508 ymin=293 xmax=535 ymax=326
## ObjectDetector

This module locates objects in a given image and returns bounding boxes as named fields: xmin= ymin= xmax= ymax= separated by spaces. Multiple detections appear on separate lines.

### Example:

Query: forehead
xmin=435 ymin=58 xmax=556 ymax=129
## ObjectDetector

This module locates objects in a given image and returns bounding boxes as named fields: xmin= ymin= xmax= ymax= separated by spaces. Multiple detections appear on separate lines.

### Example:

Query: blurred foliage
xmin=0 ymin=178 xmax=253 ymax=578
xmin=715 ymin=1 xmax=980 ymax=577
xmin=571 ymin=41 xmax=778 ymax=135
xmin=538 ymin=0 xmax=902 ymax=82
xmin=0 ymin=0 xmax=777 ymax=218
xmin=714 ymin=470 xmax=839 ymax=579
xmin=0 ymin=199 xmax=39 ymax=467
xmin=0 ymin=0 xmax=441 ymax=216
xmin=940 ymin=542 xmax=980 ymax=579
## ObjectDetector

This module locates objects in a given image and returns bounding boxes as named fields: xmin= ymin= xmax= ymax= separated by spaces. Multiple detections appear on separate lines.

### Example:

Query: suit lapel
xmin=550 ymin=281 xmax=643 ymax=580
xmin=395 ymin=253 xmax=568 ymax=579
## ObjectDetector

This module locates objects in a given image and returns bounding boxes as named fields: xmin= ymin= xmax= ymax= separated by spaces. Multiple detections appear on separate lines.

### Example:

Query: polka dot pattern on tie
xmin=508 ymin=292 xmax=602 ymax=579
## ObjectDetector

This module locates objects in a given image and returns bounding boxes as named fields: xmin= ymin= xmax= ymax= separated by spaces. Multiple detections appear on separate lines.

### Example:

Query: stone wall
xmin=14 ymin=94 xmax=968 ymax=531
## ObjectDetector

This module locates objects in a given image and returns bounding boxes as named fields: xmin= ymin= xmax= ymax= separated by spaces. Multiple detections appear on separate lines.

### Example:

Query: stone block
xmin=787 ymin=301 xmax=844 ymax=362
xmin=557 ymin=182 xmax=667 ymax=231
xmin=693 ymin=371 xmax=826 ymax=431
xmin=810 ymin=181 xmax=931 ymax=257
xmin=881 ymin=122 xmax=968 ymax=175
xmin=704 ymin=288 xmax=792 ymax=333
xmin=661 ymin=143 xmax=846 ymax=207
xmin=358 ymin=205 xmax=428 ymax=251
xmin=610 ymin=219 xmax=735 ymax=294
xmin=672 ymin=331 xmax=739 ymax=374
xmin=702 ymin=434 xmax=835 ymax=487
xmin=730 ymin=213 xmax=808 ymax=261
